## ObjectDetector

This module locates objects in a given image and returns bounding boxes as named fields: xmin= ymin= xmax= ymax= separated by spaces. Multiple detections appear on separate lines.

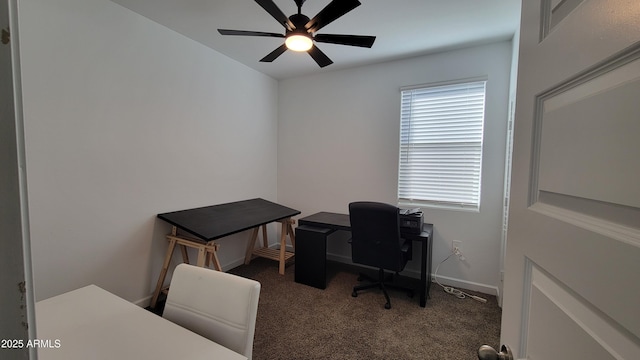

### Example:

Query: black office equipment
xmin=399 ymin=210 xmax=424 ymax=235
xmin=349 ymin=201 xmax=415 ymax=309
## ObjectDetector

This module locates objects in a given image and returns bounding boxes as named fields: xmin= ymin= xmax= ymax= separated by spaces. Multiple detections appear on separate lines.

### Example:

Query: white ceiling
xmin=110 ymin=0 xmax=521 ymax=80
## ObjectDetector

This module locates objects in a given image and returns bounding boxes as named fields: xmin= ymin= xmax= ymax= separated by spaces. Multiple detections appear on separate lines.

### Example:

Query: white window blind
xmin=398 ymin=80 xmax=486 ymax=210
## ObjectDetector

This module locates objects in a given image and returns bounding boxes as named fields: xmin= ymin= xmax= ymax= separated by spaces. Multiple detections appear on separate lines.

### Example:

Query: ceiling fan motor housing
xmin=289 ymin=13 xmax=311 ymax=33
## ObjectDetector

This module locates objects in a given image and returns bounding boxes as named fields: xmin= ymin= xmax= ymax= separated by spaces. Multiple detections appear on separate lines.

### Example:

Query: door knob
xmin=478 ymin=344 xmax=514 ymax=360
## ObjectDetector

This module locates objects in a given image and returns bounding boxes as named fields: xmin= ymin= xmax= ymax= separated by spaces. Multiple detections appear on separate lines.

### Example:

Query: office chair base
xmin=352 ymin=269 xmax=414 ymax=309
xmin=357 ymin=271 xmax=393 ymax=283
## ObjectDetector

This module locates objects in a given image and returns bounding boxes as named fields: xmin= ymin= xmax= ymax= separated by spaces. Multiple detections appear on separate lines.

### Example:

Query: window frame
xmin=397 ymin=77 xmax=488 ymax=212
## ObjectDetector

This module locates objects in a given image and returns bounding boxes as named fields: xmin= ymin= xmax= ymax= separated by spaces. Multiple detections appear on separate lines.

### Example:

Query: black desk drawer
xmin=295 ymin=225 xmax=333 ymax=289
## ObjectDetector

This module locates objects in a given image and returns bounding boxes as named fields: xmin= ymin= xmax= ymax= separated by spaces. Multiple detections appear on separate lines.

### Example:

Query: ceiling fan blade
xmin=305 ymin=0 xmax=361 ymax=32
xmin=314 ymin=34 xmax=375 ymax=48
xmin=308 ymin=45 xmax=333 ymax=68
xmin=218 ymin=29 xmax=285 ymax=38
xmin=260 ymin=44 xmax=288 ymax=62
xmin=255 ymin=0 xmax=295 ymax=30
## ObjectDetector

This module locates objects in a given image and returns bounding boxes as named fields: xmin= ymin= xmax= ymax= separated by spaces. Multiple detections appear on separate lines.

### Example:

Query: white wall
xmin=278 ymin=41 xmax=513 ymax=294
xmin=19 ymin=0 xmax=279 ymax=303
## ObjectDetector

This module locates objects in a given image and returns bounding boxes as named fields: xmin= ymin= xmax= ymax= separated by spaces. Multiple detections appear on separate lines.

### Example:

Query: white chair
xmin=162 ymin=263 xmax=261 ymax=359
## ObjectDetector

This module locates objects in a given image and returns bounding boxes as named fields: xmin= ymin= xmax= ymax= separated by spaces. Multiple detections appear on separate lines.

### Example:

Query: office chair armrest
xmin=400 ymin=239 xmax=413 ymax=260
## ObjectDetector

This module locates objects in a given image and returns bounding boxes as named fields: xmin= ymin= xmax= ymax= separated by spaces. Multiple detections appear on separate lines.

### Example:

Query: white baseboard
xmin=134 ymin=296 xmax=152 ymax=308
xmin=431 ymin=274 xmax=499 ymax=297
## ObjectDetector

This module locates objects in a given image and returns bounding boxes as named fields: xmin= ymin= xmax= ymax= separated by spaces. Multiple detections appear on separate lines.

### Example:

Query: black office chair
xmin=349 ymin=201 xmax=414 ymax=309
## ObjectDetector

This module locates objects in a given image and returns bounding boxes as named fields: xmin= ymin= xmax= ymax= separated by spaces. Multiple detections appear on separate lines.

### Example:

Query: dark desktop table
xmin=295 ymin=212 xmax=433 ymax=307
xmin=150 ymin=198 xmax=300 ymax=308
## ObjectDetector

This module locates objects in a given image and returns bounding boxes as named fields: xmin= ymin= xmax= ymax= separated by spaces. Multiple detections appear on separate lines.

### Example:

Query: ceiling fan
xmin=217 ymin=0 xmax=376 ymax=68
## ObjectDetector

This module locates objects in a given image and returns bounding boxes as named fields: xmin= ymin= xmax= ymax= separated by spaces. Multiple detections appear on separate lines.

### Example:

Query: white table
xmin=36 ymin=285 xmax=247 ymax=360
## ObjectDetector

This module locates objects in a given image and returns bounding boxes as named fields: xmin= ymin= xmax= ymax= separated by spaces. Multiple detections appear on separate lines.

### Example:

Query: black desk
xmin=157 ymin=198 xmax=300 ymax=240
xmin=151 ymin=198 xmax=300 ymax=308
xmin=295 ymin=212 xmax=433 ymax=307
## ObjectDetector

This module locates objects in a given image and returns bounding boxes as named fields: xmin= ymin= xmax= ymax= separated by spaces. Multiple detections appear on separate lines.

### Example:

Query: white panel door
xmin=501 ymin=0 xmax=640 ymax=359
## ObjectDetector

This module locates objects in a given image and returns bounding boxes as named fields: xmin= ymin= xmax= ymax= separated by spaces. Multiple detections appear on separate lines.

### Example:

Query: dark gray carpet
xmin=229 ymin=258 xmax=501 ymax=360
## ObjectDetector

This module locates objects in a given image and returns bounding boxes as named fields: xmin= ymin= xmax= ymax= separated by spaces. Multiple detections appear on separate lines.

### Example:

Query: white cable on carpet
xmin=433 ymin=252 xmax=487 ymax=303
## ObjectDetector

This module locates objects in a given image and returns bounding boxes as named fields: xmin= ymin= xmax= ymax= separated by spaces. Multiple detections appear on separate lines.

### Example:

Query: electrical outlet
xmin=452 ymin=240 xmax=465 ymax=261
xmin=452 ymin=240 xmax=462 ymax=254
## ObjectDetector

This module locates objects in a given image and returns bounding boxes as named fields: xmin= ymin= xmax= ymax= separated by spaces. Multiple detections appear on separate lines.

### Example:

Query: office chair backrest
xmin=163 ymin=263 xmax=261 ymax=359
xmin=349 ymin=201 xmax=405 ymax=271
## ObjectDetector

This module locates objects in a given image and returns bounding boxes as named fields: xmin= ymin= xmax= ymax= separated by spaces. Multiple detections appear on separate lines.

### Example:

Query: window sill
xmin=397 ymin=200 xmax=480 ymax=213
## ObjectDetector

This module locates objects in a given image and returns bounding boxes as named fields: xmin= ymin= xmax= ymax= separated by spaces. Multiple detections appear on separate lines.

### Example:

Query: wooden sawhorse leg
xmin=150 ymin=228 xmax=179 ymax=309
xmin=244 ymin=224 xmax=271 ymax=264
xmin=176 ymin=238 xmax=220 ymax=270
xmin=243 ymin=219 xmax=296 ymax=275
xmin=179 ymin=244 xmax=189 ymax=263
xmin=204 ymin=242 xmax=222 ymax=271
xmin=278 ymin=219 xmax=296 ymax=274
xmin=150 ymin=227 xmax=221 ymax=309
xmin=244 ymin=226 xmax=261 ymax=265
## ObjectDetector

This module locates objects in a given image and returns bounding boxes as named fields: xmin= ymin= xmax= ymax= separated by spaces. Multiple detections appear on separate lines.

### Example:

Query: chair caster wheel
xmin=384 ymin=303 xmax=391 ymax=309
xmin=352 ymin=291 xmax=358 ymax=297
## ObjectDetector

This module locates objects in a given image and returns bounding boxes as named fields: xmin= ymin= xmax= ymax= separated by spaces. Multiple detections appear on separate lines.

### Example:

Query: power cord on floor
xmin=433 ymin=252 xmax=487 ymax=303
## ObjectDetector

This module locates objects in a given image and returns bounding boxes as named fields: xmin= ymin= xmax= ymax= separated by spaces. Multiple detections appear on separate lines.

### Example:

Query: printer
xmin=399 ymin=208 xmax=424 ymax=235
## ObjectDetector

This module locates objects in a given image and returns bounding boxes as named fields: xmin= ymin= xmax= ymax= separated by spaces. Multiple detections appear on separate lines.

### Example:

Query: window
xmin=398 ymin=79 xmax=487 ymax=210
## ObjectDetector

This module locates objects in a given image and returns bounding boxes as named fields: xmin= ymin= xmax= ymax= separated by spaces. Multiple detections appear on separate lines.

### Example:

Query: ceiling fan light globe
xmin=285 ymin=34 xmax=313 ymax=52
